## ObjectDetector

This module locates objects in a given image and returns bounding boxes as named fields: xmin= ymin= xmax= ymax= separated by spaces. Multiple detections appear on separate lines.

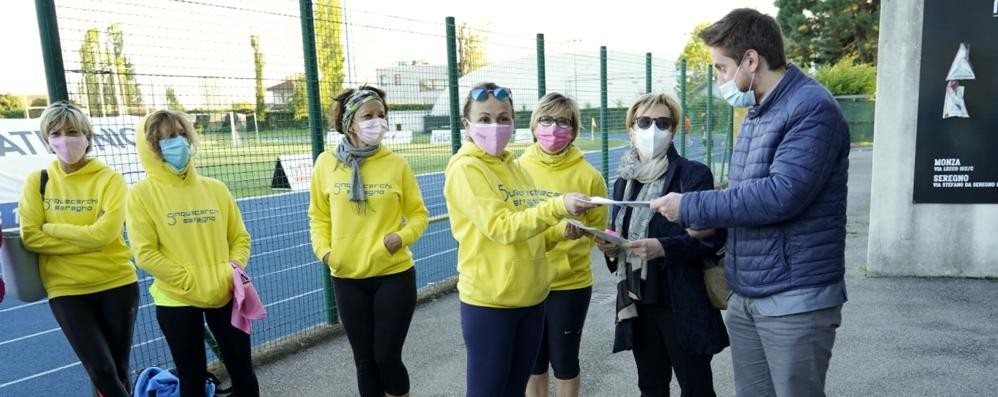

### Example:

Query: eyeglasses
xmin=537 ymin=116 xmax=572 ymax=129
xmin=470 ymin=87 xmax=512 ymax=102
xmin=634 ymin=116 xmax=673 ymax=130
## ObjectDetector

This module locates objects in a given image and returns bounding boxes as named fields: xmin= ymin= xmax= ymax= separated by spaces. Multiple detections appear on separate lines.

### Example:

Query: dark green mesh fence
xmin=0 ymin=1 xmax=735 ymax=394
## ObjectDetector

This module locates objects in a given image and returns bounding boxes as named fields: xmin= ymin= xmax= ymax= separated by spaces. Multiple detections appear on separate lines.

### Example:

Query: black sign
xmin=913 ymin=0 xmax=998 ymax=203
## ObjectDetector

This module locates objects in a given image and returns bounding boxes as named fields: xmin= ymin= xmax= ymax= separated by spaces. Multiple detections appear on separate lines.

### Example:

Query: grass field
xmin=196 ymin=128 xmax=629 ymax=198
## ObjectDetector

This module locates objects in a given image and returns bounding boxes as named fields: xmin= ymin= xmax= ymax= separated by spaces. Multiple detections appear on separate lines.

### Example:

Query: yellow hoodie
xmin=18 ymin=159 xmax=137 ymax=298
xmin=518 ymin=144 xmax=608 ymax=291
xmin=444 ymin=143 xmax=571 ymax=308
xmin=308 ymin=146 xmax=429 ymax=278
xmin=125 ymin=119 xmax=250 ymax=308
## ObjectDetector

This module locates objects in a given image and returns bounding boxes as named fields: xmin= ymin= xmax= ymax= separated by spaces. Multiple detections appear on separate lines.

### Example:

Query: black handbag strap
xmin=40 ymin=169 xmax=49 ymax=198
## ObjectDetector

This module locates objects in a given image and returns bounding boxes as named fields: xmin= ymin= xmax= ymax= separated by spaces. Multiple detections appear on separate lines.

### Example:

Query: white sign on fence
xmin=325 ymin=130 xmax=343 ymax=147
xmin=326 ymin=130 xmax=413 ymax=146
xmin=384 ymin=130 xmax=413 ymax=145
xmin=270 ymin=153 xmax=313 ymax=191
xmin=431 ymin=129 xmax=455 ymax=145
xmin=514 ymin=128 xmax=533 ymax=144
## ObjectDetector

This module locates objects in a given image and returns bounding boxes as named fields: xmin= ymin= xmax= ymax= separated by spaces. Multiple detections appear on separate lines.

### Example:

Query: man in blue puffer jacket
xmin=651 ymin=8 xmax=850 ymax=397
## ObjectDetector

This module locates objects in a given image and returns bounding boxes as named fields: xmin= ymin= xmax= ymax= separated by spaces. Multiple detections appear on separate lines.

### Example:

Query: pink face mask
xmin=48 ymin=135 xmax=89 ymax=164
xmin=535 ymin=125 xmax=573 ymax=153
xmin=357 ymin=118 xmax=388 ymax=146
xmin=469 ymin=123 xmax=514 ymax=156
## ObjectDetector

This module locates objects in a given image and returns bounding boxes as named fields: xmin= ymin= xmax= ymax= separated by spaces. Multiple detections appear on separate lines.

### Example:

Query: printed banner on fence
xmin=514 ymin=128 xmax=533 ymax=144
xmin=431 ymin=129 xmax=454 ymax=145
xmin=270 ymin=153 xmax=313 ymax=191
xmin=0 ymin=116 xmax=143 ymax=228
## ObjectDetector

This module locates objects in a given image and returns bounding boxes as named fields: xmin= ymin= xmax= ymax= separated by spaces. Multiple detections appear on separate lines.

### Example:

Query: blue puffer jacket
xmin=680 ymin=65 xmax=850 ymax=298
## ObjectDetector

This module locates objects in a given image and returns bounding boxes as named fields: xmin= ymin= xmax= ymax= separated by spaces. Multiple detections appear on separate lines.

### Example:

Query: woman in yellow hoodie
xmin=444 ymin=82 xmax=597 ymax=396
xmin=19 ymin=102 xmax=138 ymax=397
xmin=125 ymin=110 xmax=258 ymax=396
xmin=520 ymin=93 xmax=608 ymax=397
xmin=308 ymin=85 xmax=428 ymax=397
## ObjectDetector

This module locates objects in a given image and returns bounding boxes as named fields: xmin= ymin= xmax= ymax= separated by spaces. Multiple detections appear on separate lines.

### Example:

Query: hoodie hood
xmin=519 ymin=143 xmax=585 ymax=170
xmin=47 ymin=157 xmax=110 ymax=179
xmin=135 ymin=115 xmax=198 ymax=186
xmin=445 ymin=142 xmax=512 ymax=174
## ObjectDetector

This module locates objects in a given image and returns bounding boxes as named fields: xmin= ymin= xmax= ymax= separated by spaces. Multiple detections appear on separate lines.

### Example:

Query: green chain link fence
xmin=1 ymin=1 xmax=735 ymax=394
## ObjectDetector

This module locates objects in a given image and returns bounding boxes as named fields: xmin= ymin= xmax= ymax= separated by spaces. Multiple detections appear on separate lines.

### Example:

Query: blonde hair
xmin=39 ymin=101 xmax=93 ymax=153
xmin=144 ymin=110 xmax=200 ymax=157
xmin=624 ymin=93 xmax=681 ymax=131
xmin=529 ymin=92 xmax=581 ymax=137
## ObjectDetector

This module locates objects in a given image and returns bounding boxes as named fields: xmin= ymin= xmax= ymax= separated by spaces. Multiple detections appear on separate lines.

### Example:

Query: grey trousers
xmin=726 ymin=293 xmax=842 ymax=397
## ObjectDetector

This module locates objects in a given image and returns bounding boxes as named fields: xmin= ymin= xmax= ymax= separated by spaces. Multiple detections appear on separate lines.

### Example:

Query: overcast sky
xmin=0 ymin=0 xmax=777 ymax=102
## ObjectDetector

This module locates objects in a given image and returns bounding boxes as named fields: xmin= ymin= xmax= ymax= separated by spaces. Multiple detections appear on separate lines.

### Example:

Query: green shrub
xmin=387 ymin=103 xmax=433 ymax=111
xmin=814 ymin=56 xmax=877 ymax=96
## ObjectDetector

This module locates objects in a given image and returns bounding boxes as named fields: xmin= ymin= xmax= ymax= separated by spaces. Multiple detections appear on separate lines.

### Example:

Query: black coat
xmin=607 ymin=146 xmax=729 ymax=355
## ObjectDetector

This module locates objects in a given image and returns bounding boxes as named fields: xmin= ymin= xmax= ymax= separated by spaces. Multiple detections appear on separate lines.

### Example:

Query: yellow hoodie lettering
xmin=165 ymin=209 xmax=221 ymax=226
xmin=330 ymin=182 xmax=394 ymax=197
xmin=45 ymin=197 xmax=99 ymax=212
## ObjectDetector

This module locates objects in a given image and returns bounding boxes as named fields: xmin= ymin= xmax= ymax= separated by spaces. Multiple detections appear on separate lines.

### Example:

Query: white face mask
xmin=633 ymin=125 xmax=673 ymax=159
xmin=356 ymin=118 xmax=388 ymax=146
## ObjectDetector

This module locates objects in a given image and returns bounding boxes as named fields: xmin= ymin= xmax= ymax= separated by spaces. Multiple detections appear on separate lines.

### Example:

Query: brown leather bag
xmin=703 ymin=251 xmax=730 ymax=310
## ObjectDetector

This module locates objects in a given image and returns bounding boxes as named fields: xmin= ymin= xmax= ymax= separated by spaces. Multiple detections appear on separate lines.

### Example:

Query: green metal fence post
xmin=299 ymin=0 xmax=336 ymax=325
xmin=645 ymin=52 xmax=652 ymax=93
xmin=446 ymin=17 xmax=461 ymax=155
xmin=705 ymin=67 xmax=713 ymax=168
xmin=600 ymin=46 xmax=608 ymax=184
xmin=537 ymin=33 xmax=546 ymax=98
xmin=679 ymin=59 xmax=687 ymax=157
xmin=35 ymin=0 xmax=68 ymax=102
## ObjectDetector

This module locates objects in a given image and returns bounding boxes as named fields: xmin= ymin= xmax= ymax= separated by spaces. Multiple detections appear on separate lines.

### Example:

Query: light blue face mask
xmin=717 ymin=59 xmax=757 ymax=108
xmin=159 ymin=136 xmax=191 ymax=172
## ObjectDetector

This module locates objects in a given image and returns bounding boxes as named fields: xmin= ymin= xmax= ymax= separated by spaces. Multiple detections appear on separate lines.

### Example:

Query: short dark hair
xmin=699 ymin=8 xmax=787 ymax=70
xmin=462 ymin=82 xmax=514 ymax=119
xmin=330 ymin=84 xmax=387 ymax=133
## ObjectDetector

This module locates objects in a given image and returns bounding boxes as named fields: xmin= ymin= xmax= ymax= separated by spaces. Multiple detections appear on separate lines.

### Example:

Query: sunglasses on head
xmin=470 ymin=87 xmax=512 ymax=102
xmin=634 ymin=116 xmax=673 ymax=130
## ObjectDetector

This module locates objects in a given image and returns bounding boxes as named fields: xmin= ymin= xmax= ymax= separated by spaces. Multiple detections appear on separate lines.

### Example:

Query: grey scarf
xmin=334 ymin=138 xmax=379 ymax=213
xmin=617 ymin=147 xmax=669 ymax=183
xmin=613 ymin=177 xmax=666 ymax=324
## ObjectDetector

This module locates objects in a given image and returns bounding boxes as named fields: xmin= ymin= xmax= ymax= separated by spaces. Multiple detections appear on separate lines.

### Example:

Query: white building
xmin=376 ymin=61 xmax=448 ymax=105
xmin=266 ymin=80 xmax=294 ymax=110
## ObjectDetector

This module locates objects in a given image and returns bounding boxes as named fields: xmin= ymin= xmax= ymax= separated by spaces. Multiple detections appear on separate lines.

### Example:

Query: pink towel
xmin=230 ymin=261 xmax=266 ymax=334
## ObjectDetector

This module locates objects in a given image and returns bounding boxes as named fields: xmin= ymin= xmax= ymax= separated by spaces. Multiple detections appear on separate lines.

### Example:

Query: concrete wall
xmin=868 ymin=0 xmax=998 ymax=277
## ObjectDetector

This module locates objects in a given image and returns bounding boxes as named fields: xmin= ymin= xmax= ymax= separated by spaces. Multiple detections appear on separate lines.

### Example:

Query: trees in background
xmin=78 ymin=24 xmax=144 ymax=116
xmin=776 ymin=0 xmax=880 ymax=67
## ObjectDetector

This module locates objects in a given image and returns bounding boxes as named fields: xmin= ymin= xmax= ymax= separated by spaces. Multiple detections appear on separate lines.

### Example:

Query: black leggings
xmin=532 ymin=286 xmax=592 ymax=379
xmin=156 ymin=301 xmax=259 ymax=397
xmin=49 ymin=282 xmax=138 ymax=397
xmin=332 ymin=267 xmax=417 ymax=397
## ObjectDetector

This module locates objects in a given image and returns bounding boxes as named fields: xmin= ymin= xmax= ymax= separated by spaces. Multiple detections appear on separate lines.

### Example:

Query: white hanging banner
xmin=0 ymin=116 xmax=143 ymax=228
xmin=945 ymin=43 xmax=976 ymax=81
